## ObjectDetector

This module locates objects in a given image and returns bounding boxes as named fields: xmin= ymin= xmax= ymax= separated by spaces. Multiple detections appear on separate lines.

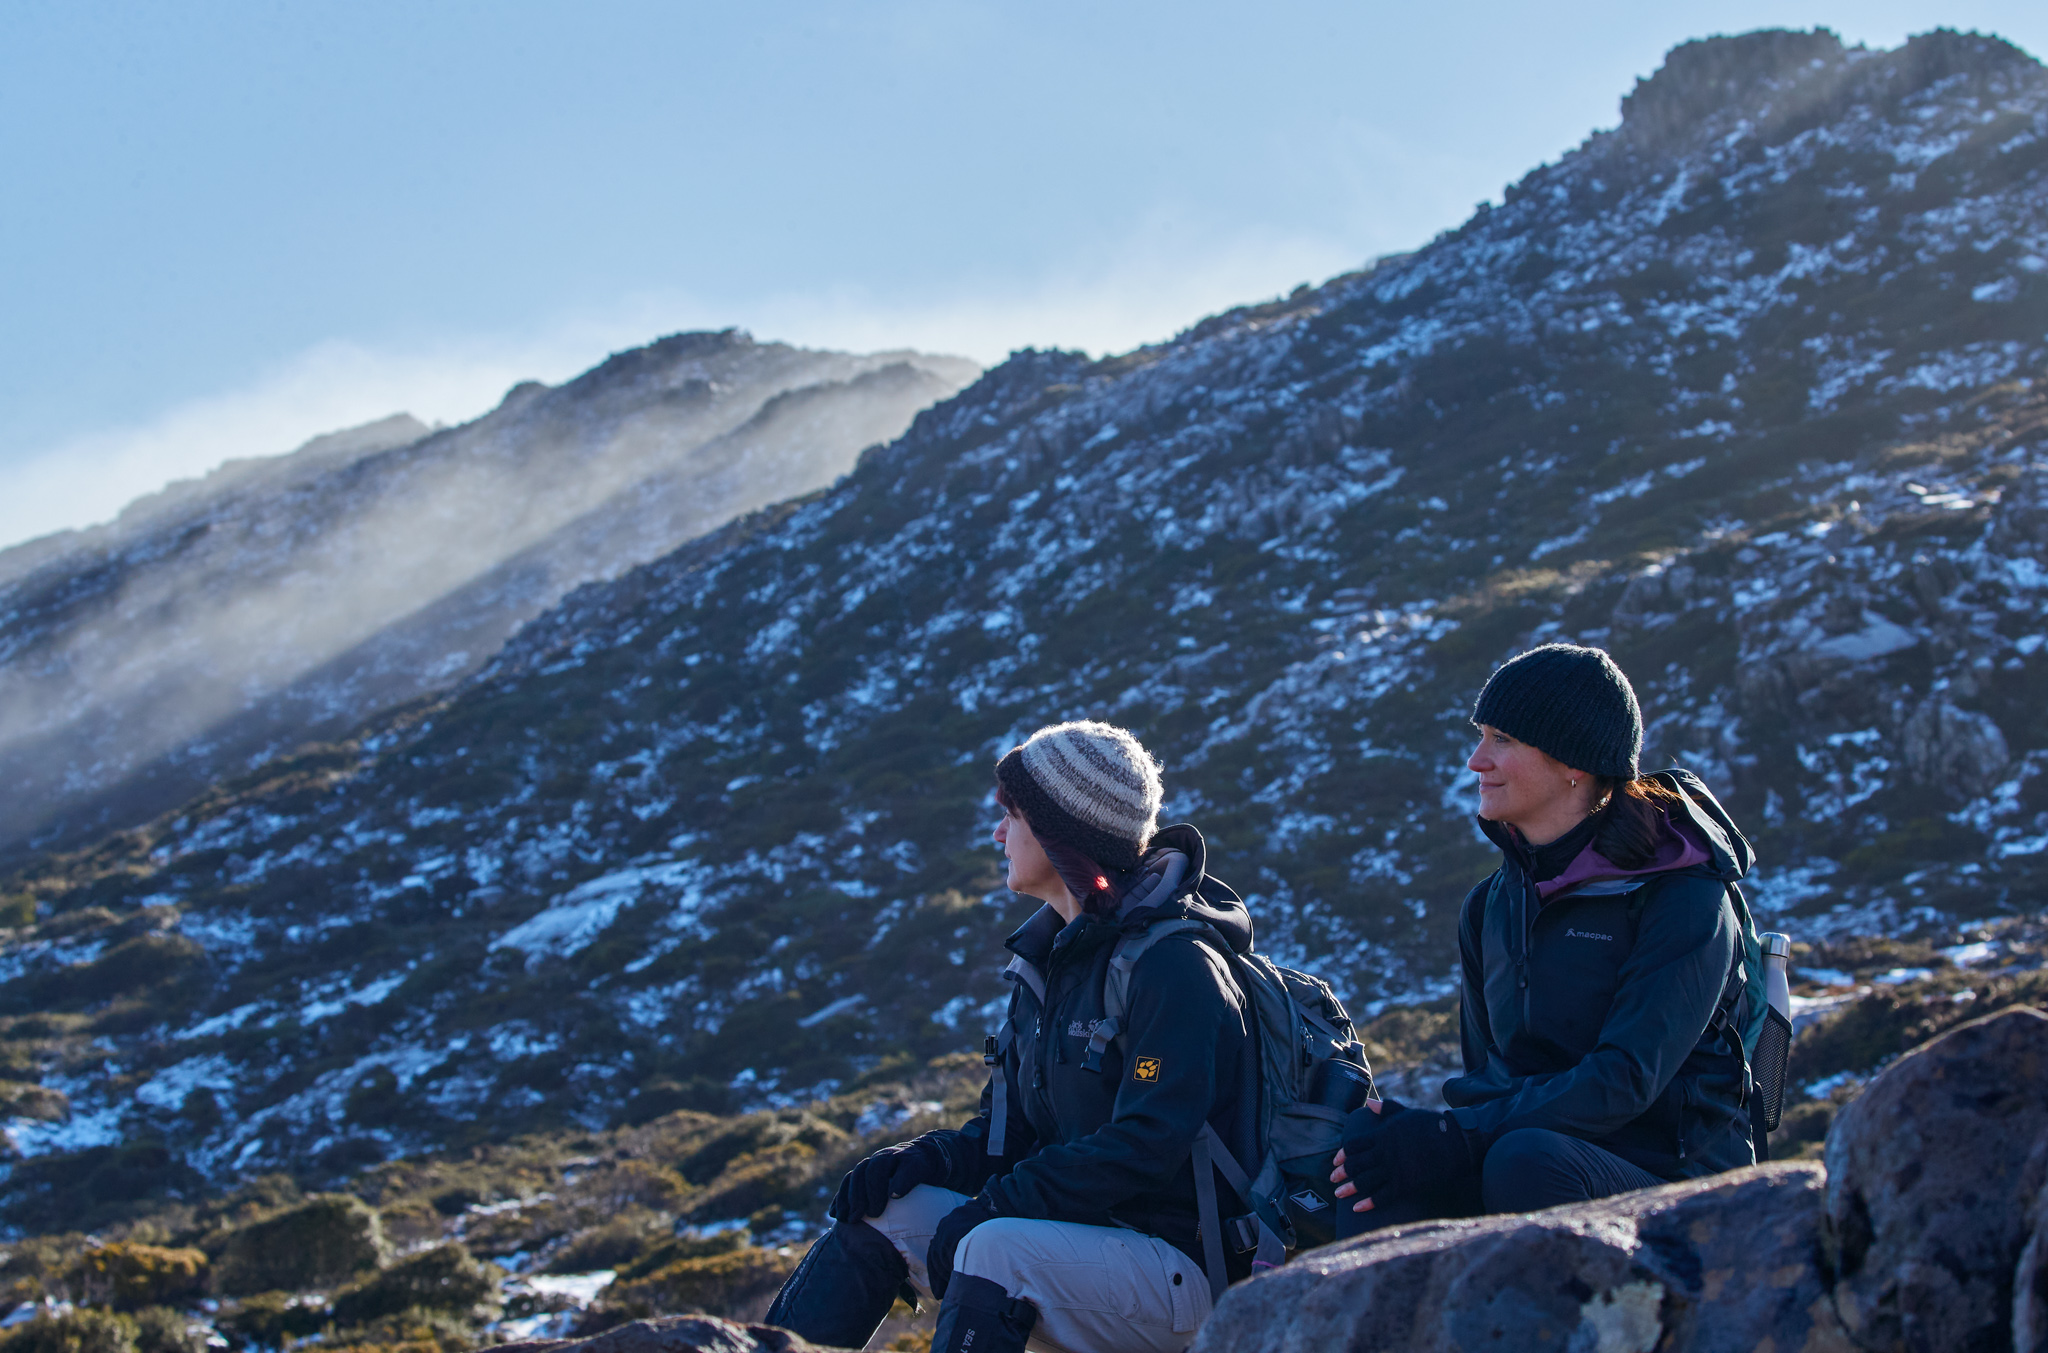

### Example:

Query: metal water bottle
xmin=1762 ymin=932 xmax=1792 ymax=1023
xmin=1755 ymin=932 xmax=1794 ymax=1136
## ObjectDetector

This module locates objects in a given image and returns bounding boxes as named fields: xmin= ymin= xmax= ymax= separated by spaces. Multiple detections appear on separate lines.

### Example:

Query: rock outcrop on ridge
xmin=1194 ymin=1006 xmax=2048 ymax=1353
xmin=3 ymin=27 xmax=2048 ymax=1201
xmin=0 ymin=334 xmax=978 ymax=858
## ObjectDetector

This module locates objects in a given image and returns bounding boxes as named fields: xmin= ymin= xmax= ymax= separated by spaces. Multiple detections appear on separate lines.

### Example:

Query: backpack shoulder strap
xmin=1084 ymin=918 xmax=1213 ymax=1074
xmin=984 ymin=956 xmax=1048 ymax=1156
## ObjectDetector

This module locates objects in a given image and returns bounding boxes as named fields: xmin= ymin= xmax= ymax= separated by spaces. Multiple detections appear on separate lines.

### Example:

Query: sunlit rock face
xmin=0 ymin=332 xmax=978 ymax=856
xmin=4 ymin=28 xmax=2048 ymax=1199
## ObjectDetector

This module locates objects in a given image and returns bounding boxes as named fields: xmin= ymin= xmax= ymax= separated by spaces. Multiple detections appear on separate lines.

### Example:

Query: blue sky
xmin=3 ymin=1 xmax=2046 ymax=546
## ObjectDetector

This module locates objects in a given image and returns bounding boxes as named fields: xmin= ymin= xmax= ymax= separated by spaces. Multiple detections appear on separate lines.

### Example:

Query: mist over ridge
xmin=0 ymin=331 xmax=980 ymax=858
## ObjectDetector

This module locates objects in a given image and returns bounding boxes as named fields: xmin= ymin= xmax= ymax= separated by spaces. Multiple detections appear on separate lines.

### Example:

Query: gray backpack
xmin=1093 ymin=920 xmax=1372 ymax=1298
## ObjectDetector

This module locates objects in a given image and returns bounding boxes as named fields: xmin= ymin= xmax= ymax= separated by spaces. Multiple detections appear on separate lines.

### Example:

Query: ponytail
xmin=1590 ymin=775 xmax=1687 ymax=870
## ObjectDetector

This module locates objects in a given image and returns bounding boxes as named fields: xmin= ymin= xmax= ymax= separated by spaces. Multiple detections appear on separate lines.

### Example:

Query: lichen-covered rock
xmin=1191 ymin=1162 xmax=1845 ymax=1353
xmin=495 ymin=1313 xmax=842 ymax=1353
xmin=1823 ymin=1005 xmax=2048 ymax=1352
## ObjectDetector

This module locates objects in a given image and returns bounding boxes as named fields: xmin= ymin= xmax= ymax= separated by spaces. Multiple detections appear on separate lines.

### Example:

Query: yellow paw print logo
xmin=1134 ymin=1056 xmax=1162 ymax=1082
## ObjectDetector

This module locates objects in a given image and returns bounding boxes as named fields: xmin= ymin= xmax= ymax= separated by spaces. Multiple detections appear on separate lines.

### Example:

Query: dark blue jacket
xmin=1443 ymin=792 xmax=1756 ymax=1180
xmin=927 ymin=824 xmax=1260 ymax=1275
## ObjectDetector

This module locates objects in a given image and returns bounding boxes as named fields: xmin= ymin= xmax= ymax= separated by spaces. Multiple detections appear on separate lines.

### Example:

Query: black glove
xmin=925 ymin=1195 xmax=1000 ymax=1300
xmin=830 ymin=1136 xmax=951 ymax=1222
xmin=1339 ymin=1104 xmax=1477 ymax=1206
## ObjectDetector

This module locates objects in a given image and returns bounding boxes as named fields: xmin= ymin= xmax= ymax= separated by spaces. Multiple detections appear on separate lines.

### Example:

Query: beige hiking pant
xmin=862 ymin=1184 xmax=1213 ymax=1353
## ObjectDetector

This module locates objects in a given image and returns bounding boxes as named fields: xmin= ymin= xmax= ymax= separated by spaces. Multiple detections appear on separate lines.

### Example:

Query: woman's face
xmin=1467 ymin=723 xmax=1584 ymax=832
xmin=993 ymin=805 xmax=1061 ymax=900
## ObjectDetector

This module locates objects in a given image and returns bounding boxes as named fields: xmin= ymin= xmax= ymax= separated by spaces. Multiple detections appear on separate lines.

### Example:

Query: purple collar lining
xmin=1533 ymin=812 xmax=1710 ymax=899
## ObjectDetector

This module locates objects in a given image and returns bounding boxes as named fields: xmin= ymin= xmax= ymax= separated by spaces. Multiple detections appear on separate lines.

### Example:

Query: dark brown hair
xmin=1590 ymin=775 xmax=1688 ymax=870
xmin=995 ymin=781 xmax=1124 ymax=914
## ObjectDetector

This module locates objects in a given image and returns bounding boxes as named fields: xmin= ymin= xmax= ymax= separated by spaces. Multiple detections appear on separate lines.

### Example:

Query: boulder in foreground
xmin=1823 ymin=1005 xmax=2048 ymax=1353
xmin=1191 ymin=1161 xmax=1843 ymax=1353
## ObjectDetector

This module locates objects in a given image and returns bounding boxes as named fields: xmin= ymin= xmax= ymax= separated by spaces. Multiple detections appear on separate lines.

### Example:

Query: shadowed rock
xmin=2017 ymin=1162 xmax=2048 ymax=1353
xmin=1823 ymin=1005 xmax=2048 ymax=1352
xmin=1190 ymin=1162 xmax=1846 ymax=1353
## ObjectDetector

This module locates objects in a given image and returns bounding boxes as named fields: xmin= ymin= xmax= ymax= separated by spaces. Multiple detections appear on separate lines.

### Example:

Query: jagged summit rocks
xmin=1613 ymin=28 xmax=2040 ymax=157
xmin=0 ymin=331 xmax=978 ymax=857
xmin=3 ymin=28 xmax=2048 ymax=1201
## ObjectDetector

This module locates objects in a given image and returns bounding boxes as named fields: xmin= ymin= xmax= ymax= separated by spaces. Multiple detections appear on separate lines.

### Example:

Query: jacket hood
xmin=1113 ymin=822 xmax=1254 ymax=954
xmin=1002 ymin=822 xmax=1253 ymax=962
xmin=1477 ymin=766 xmax=1753 ymax=899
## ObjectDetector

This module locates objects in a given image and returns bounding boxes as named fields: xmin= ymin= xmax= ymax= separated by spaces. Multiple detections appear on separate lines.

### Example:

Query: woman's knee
xmin=1482 ymin=1128 xmax=1577 ymax=1212
xmin=952 ymin=1217 xmax=1038 ymax=1288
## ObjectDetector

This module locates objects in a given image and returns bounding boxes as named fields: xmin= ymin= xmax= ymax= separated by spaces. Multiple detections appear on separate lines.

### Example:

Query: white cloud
xmin=0 ymin=225 xmax=1363 ymax=551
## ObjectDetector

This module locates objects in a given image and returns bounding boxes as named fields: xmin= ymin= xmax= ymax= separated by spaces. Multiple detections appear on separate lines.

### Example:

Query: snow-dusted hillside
xmin=0 ymin=334 xmax=978 ymax=857
xmin=4 ymin=28 xmax=2047 ymax=1208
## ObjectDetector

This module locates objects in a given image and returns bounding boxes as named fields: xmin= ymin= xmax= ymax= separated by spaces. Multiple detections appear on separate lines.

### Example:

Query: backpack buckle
xmin=983 ymin=1035 xmax=1000 ymax=1067
xmin=1226 ymin=1215 xmax=1260 ymax=1255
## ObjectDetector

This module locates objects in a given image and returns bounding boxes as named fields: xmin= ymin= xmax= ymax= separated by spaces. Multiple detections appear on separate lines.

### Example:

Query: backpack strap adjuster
xmin=1081 ymin=1017 xmax=1121 ymax=1074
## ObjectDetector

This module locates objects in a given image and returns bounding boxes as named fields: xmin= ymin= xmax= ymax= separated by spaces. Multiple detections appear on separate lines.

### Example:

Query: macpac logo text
xmin=1566 ymin=928 xmax=1615 ymax=942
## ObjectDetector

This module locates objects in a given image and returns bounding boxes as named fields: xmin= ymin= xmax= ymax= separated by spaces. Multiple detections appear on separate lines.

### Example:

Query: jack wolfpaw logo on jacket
xmin=1133 ymin=1056 xmax=1162 ymax=1081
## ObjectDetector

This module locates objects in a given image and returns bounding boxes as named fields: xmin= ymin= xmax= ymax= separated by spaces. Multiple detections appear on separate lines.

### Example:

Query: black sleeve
xmin=1446 ymin=875 xmax=1736 ymax=1144
xmin=980 ymin=937 xmax=1243 ymax=1220
xmin=1456 ymin=878 xmax=1495 ymax=1077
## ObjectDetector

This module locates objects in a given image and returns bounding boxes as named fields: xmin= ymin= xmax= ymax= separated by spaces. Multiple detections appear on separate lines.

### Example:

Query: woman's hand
xmin=1334 ymin=1105 xmax=1477 ymax=1212
xmin=1330 ymin=1097 xmax=1393 ymax=1212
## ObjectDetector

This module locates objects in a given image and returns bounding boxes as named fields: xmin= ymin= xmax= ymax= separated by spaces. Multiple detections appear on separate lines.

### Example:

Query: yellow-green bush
xmin=322 ymin=1306 xmax=474 ymax=1353
xmin=329 ymin=1246 xmax=494 ymax=1326
xmin=0 ymin=1309 xmax=138 ymax=1353
xmin=70 ymin=1245 xmax=207 ymax=1312
xmin=215 ymin=1292 xmax=326 ymax=1348
xmin=599 ymin=1244 xmax=800 ymax=1320
xmin=128 ymin=1309 xmax=205 ymax=1353
xmin=613 ymin=1229 xmax=745 ymax=1283
xmin=212 ymin=1196 xmax=385 ymax=1296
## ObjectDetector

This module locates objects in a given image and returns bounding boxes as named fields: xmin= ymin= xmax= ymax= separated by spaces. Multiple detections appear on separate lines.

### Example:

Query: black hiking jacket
xmin=1442 ymin=781 xmax=1756 ymax=1181
xmin=927 ymin=824 xmax=1260 ymax=1277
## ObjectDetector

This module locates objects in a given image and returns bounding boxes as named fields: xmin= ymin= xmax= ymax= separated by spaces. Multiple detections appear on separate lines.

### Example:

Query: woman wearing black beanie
xmin=1331 ymin=643 xmax=1760 ymax=1231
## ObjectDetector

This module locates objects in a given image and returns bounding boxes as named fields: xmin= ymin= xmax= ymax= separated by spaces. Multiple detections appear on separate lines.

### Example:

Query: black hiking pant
xmin=1336 ymin=1128 xmax=1668 ymax=1237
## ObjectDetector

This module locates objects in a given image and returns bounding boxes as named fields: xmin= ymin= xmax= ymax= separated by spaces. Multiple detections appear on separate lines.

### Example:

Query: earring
xmin=1570 ymin=778 xmax=1578 ymax=787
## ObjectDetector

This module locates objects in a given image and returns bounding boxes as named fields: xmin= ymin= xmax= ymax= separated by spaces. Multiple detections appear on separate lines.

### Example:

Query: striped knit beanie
xmin=994 ymin=721 xmax=1163 ymax=872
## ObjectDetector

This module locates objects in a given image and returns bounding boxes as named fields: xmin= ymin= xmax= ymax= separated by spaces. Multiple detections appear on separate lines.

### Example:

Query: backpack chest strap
xmin=985 ymin=956 xmax=1049 ymax=1156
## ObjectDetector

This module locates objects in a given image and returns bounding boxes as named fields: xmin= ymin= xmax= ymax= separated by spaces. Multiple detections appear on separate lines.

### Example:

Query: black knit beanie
xmin=1472 ymin=643 xmax=1642 ymax=780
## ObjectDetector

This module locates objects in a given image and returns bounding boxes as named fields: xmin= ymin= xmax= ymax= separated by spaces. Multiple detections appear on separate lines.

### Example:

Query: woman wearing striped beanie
xmin=770 ymin=720 xmax=1261 ymax=1353
xmin=991 ymin=719 xmax=1163 ymax=910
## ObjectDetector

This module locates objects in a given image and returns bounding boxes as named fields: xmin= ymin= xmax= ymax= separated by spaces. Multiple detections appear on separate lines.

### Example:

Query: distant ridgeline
xmin=4 ymin=27 xmax=2048 ymax=1217
xmin=0 ymin=334 xmax=978 ymax=859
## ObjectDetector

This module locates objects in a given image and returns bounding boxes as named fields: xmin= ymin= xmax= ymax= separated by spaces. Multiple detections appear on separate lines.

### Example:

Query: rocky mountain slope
xmin=0 ymin=336 xmax=978 ymax=857
xmin=3 ymin=26 xmax=2047 ymax=1210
